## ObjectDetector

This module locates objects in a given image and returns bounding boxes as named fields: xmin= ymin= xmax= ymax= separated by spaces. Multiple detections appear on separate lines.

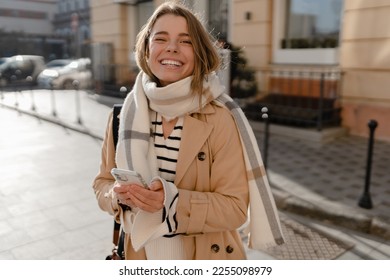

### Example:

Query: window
xmin=136 ymin=1 xmax=154 ymax=32
xmin=283 ymin=0 xmax=342 ymax=49
xmin=58 ymin=3 xmax=64 ymax=13
xmin=273 ymin=0 xmax=343 ymax=65
xmin=208 ymin=0 xmax=229 ymax=40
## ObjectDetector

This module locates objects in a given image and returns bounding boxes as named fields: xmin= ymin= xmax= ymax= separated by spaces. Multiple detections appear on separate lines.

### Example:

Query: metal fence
xmin=93 ymin=64 xmax=138 ymax=98
xmin=1 ymin=63 xmax=343 ymax=132
xmin=243 ymin=67 xmax=343 ymax=131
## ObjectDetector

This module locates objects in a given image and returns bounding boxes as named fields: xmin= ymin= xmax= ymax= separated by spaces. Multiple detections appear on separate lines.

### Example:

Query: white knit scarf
xmin=116 ymin=71 xmax=284 ymax=250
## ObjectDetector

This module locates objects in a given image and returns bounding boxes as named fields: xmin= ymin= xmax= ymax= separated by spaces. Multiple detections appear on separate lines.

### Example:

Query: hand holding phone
xmin=111 ymin=168 xmax=149 ymax=189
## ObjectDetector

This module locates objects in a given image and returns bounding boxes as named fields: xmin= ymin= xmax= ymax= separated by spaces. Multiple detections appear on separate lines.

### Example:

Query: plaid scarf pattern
xmin=116 ymin=71 xmax=284 ymax=250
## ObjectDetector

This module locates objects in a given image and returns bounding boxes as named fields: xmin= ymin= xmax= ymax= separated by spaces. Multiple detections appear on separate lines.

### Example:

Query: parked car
xmin=37 ymin=58 xmax=92 ymax=90
xmin=0 ymin=57 xmax=10 ymax=66
xmin=0 ymin=55 xmax=45 ymax=87
xmin=43 ymin=59 xmax=72 ymax=69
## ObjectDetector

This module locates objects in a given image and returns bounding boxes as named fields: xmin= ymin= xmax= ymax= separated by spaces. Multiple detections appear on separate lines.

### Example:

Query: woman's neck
xmin=162 ymin=116 xmax=179 ymax=139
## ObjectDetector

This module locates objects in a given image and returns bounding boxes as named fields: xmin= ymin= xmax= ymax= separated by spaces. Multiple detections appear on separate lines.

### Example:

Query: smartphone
xmin=111 ymin=168 xmax=149 ymax=189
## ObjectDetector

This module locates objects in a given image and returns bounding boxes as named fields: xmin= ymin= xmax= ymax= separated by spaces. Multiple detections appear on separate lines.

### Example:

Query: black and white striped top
xmin=148 ymin=112 xmax=185 ymax=257
xmin=151 ymin=113 xmax=183 ymax=184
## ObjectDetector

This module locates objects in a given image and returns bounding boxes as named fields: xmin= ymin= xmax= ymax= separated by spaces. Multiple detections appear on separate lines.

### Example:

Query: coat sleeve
xmin=92 ymin=112 xmax=123 ymax=222
xmin=176 ymin=107 xmax=249 ymax=234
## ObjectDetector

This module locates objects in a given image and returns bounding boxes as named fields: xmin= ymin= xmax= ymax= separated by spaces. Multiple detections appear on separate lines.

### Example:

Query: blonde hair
xmin=135 ymin=1 xmax=221 ymax=96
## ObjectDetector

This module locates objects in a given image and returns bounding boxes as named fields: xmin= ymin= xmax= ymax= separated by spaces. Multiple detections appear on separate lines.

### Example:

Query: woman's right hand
xmin=113 ymin=182 xmax=137 ymax=209
xmin=113 ymin=180 xmax=165 ymax=213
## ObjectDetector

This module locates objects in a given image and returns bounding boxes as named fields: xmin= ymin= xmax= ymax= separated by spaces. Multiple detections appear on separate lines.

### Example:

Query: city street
xmin=0 ymin=89 xmax=389 ymax=260
xmin=1 ymin=2 xmax=389 ymax=279
xmin=0 ymin=97 xmax=111 ymax=259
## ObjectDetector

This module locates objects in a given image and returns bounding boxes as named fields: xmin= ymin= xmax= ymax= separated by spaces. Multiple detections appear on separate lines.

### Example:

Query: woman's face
xmin=147 ymin=14 xmax=195 ymax=86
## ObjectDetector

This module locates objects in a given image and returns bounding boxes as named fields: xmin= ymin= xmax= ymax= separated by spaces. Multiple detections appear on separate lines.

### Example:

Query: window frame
xmin=272 ymin=0 xmax=341 ymax=65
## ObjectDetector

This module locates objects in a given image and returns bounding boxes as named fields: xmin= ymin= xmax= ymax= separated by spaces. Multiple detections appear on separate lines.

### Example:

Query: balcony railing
xmin=243 ymin=67 xmax=343 ymax=131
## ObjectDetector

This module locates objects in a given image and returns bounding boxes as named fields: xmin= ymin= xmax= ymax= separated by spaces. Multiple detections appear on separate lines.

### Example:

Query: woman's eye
xmin=154 ymin=37 xmax=166 ymax=42
xmin=181 ymin=40 xmax=192 ymax=45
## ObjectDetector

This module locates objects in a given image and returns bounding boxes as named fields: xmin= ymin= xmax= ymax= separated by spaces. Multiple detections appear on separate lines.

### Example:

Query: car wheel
xmin=63 ymin=80 xmax=74 ymax=89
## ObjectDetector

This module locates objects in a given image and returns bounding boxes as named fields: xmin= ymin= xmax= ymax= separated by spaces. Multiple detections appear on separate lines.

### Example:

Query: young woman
xmin=93 ymin=1 xmax=284 ymax=260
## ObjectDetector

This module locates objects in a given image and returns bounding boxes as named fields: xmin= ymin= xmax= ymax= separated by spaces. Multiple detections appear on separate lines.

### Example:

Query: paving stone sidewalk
xmin=249 ymin=121 xmax=390 ymax=240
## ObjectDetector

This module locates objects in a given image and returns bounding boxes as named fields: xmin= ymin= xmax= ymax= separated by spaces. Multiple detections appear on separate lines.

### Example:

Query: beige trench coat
xmin=93 ymin=102 xmax=250 ymax=259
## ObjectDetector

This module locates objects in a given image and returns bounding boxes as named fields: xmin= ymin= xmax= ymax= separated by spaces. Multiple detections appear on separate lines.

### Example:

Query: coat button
xmin=197 ymin=152 xmax=206 ymax=161
xmin=211 ymin=244 xmax=220 ymax=253
xmin=226 ymin=245 xmax=234 ymax=254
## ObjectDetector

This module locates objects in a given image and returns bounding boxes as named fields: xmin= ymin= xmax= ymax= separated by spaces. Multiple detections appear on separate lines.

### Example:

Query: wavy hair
xmin=134 ymin=1 xmax=221 ymax=96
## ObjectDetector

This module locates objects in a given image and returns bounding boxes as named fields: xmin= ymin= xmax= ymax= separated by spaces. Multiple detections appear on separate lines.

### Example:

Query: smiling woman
xmin=146 ymin=15 xmax=194 ymax=87
xmin=93 ymin=1 xmax=284 ymax=260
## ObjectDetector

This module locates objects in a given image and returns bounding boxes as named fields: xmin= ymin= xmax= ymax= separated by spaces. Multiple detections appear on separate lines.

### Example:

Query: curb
xmin=271 ymin=185 xmax=390 ymax=240
xmin=1 ymin=103 xmax=103 ymax=141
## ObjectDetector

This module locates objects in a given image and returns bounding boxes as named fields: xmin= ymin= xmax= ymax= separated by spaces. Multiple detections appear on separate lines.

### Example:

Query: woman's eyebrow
xmin=153 ymin=31 xmax=190 ymax=37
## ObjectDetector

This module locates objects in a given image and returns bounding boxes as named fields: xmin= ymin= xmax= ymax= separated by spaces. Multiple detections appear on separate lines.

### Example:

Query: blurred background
xmin=1 ymin=0 xmax=389 ymax=140
xmin=0 ymin=0 xmax=389 ymax=260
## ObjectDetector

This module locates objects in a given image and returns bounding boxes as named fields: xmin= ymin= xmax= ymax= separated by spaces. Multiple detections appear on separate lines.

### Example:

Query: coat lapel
xmin=175 ymin=112 xmax=214 ymax=186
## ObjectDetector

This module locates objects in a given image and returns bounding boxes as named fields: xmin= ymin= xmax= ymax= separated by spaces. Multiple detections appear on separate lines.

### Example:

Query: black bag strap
xmin=111 ymin=104 xmax=123 ymax=247
xmin=112 ymin=104 xmax=122 ymax=149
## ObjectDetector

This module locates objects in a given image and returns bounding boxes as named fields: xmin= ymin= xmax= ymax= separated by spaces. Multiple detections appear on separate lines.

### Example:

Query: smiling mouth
xmin=160 ymin=59 xmax=182 ymax=67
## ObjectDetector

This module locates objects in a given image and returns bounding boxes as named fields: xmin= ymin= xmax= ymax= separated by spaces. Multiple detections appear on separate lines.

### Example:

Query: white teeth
xmin=161 ymin=60 xmax=182 ymax=66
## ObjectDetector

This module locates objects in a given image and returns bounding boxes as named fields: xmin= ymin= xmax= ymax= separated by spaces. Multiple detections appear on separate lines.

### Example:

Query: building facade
xmin=0 ymin=0 xmax=91 ymax=60
xmin=90 ymin=0 xmax=390 ymax=141
xmin=339 ymin=1 xmax=390 ymax=141
xmin=0 ymin=0 xmax=58 ymax=58
xmin=53 ymin=0 xmax=91 ymax=58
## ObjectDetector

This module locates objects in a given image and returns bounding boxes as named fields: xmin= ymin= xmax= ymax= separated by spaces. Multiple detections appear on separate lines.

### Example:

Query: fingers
xmin=113 ymin=183 xmax=136 ymax=207
xmin=128 ymin=187 xmax=164 ymax=212
xmin=113 ymin=183 xmax=130 ymax=193
xmin=113 ymin=181 xmax=165 ymax=212
xmin=149 ymin=180 xmax=163 ymax=191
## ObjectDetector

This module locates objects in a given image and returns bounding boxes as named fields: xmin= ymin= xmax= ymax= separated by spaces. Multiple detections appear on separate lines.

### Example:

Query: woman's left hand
xmin=127 ymin=180 xmax=165 ymax=213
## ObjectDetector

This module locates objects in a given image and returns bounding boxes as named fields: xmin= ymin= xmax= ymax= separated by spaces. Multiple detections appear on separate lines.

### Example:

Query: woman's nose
xmin=166 ymin=41 xmax=178 ymax=53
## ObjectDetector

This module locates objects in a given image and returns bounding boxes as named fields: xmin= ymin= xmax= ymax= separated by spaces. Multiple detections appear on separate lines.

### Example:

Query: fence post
xmin=50 ymin=82 xmax=57 ymax=117
xmin=11 ymin=75 xmax=19 ymax=108
xmin=261 ymin=106 xmax=269 ymax=168
xmin=120 ymin=86 xmax=128 ymax=98
xmin=26 ymin=76 xmax=36 ymax=111
xmin=358 ymin=119 xmax=378 ymax=209
xmin=73 ymin=80 xmax=82 ymax=124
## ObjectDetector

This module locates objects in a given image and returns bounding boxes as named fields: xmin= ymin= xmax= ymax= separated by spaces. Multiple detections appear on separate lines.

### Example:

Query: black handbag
xmin=106 ymin=223 xmax=125 ymax=260
xmin=105 ymin=104 xmax=125 ymax=260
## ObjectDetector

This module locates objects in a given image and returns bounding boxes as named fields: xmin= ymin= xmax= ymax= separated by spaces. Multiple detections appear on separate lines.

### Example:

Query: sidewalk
xmin=249 ymin=122 xmax=390 ymax=240
xmin=0 ymin=89 xmax=389 ymax=260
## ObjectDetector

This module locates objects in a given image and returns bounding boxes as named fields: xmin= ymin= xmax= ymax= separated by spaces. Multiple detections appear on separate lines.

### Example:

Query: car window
xmin=45 ymin=60 xmax=71 ymax=68
xmin=0 ymin=58 xmax=9 ymax=66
